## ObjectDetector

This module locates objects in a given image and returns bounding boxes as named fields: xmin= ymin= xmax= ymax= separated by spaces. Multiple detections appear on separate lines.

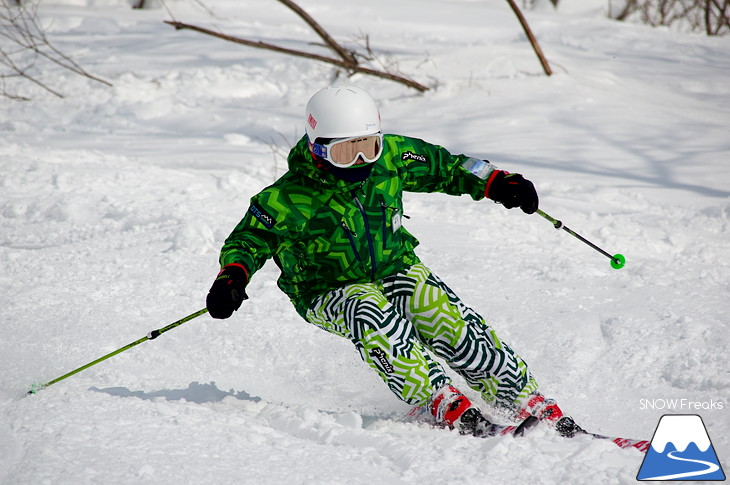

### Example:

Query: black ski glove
xmin=206 ymin=264 xmax=249 ymax=319
xmin=486 ymin=171 xmax=539 ymax=214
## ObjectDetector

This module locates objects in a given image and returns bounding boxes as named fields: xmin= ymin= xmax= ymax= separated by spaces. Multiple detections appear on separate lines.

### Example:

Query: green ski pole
xmin=28 ymin=308 xmax=209 ymax=395
xmin=536 ymin=209 xmax=625 ymax=269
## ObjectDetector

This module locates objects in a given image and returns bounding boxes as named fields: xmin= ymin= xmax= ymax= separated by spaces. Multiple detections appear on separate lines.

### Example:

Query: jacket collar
xmin=288 ymin=135 xmax=371 ymax=191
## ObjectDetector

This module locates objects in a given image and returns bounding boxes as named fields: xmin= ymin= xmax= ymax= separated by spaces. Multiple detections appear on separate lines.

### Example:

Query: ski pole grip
xmin=536 ymin=209 xmax=562 ymax=229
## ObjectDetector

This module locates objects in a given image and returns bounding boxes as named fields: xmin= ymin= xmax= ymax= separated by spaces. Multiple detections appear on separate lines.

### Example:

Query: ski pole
xmin=536 ymin=209 xmax=625 ymax=270
xmin=28 ymin=308 xmax=209 ymax=395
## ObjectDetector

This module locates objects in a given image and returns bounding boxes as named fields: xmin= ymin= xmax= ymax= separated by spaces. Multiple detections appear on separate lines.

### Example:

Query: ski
xmin=586 ymin=432 xmax=650 ymax=453
xmin=405 ymin=405 xmax=650 ymax=452
xmin=404 ymin=404 xmax=535 ymax=437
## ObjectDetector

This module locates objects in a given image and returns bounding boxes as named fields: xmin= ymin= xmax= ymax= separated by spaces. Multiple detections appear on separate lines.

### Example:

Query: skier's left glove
xmin=206 ymin=264 xmax=249 ymax=319
xmin=485 ymin=171 xmax=539 ymax=214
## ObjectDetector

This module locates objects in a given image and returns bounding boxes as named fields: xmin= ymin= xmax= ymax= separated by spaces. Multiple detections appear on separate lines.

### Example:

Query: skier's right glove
xmin=206 ymin=264 xmax=249 ymax=319
xmin=485 ymin=171 xmax=539 ymax=214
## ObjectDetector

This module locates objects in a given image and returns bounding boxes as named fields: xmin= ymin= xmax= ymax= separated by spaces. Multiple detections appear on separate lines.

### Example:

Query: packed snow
xmin=1 ymin=0 xmax=728 ymax=483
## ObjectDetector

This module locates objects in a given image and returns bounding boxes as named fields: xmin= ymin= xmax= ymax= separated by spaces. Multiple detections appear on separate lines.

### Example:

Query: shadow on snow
xmin=89 ymin=381 xmax=262 ymax=404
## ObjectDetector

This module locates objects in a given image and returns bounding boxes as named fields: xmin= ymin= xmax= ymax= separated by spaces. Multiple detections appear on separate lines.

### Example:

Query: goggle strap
xmin=310 ymin=142 xmax=328 ymax=159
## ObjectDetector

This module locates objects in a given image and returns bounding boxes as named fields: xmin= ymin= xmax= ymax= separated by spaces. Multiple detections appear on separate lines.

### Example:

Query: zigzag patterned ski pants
xmin=305 ymin=263 xmax=539 ymax=411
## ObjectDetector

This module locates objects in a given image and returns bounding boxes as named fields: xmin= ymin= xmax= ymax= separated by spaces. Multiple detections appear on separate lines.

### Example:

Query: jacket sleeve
xmin=218 ymin=186 xmax=298 ymax=278
xmin=386 ymin=135 xmax=495 ymax=200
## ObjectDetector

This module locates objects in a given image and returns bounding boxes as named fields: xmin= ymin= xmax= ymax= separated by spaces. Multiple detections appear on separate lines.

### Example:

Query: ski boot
xmin=430 ymin=385 xmax=502 ymax=438
xmin=516 ymin=393 xmax=586 ymax=438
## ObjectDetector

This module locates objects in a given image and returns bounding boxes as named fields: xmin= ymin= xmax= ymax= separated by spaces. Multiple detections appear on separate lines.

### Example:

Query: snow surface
xmin=1 ymin=0 xmax=728 ymax=484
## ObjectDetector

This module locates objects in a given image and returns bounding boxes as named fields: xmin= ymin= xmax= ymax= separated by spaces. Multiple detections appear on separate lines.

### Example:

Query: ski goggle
xmin=310 ymin=133 xmax=384 ymax=168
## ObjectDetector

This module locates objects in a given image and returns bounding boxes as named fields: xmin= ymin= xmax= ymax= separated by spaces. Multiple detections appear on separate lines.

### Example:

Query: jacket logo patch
xmin=249 ymin=204 xmax=275 ymax=229
xmin=370 ymin=347 xmax=394 ymax=373
xmin=402 ymin=151 xmax=427 ymax=163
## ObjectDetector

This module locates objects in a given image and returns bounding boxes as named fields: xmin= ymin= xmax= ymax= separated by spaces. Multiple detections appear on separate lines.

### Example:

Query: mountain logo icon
xmin=637 ymin=414 xmax=725 ymax=481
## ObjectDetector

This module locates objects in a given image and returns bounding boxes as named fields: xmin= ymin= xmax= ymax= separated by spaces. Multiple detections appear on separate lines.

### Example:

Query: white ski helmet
xmin=305 ymin=85 xmax=381 ymax=142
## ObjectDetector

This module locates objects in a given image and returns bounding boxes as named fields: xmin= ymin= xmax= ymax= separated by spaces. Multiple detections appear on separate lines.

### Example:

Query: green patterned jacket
xmin=219 ymin=134 xmax=493 ymax=317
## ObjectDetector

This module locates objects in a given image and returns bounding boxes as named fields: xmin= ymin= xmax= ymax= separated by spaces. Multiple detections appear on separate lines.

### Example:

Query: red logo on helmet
xmin=308 ymin=114 xmax=317 ymax=130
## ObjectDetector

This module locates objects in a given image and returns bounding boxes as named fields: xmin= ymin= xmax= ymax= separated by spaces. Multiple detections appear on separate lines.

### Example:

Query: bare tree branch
xmin=505 ymin=0 xmax=553 ymax=76
xmin=613 ymin=0 xmax=728 ymax=35
xmin=608 ymin=0 xmax=637 ymax=21
xmin=1 ymin=0 xmax=112 ymax=100
xmin=275 ymin=0 xmax=358 ymax=66
xmin=163 ymin=20 xmax=429 ymax=92
xmin=706 ymin=0 xmax=730 ymax=35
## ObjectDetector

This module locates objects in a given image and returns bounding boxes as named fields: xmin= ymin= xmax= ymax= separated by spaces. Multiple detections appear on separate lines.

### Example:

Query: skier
xmin=206 ymin=85 xmax=581 ymax=438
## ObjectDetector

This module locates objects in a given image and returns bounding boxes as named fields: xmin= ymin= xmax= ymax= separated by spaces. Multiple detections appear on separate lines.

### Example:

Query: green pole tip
xmin=611 ymin=253 xmax=626 ymax=270
xmin=27 ymin=382 xmax=46 ymax=395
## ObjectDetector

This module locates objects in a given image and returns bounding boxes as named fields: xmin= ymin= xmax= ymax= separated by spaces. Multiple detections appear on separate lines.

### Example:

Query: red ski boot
xmin=430 ymin=385 xmax=500 ymax=438
xmin=516 ymin=393 xmax=585 ymax=438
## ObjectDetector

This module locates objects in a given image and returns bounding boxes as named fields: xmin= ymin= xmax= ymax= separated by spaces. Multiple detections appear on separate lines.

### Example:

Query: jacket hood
xmin=287 ymin=135 xmax=320 ymax=179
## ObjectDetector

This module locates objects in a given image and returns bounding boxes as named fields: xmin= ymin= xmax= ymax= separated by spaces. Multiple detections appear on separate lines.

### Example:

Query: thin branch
xmin=13 ymin=67 xmax=65 ymax=97
xmin=163 ymin=20 xmax=429 ymax=92
xmin=1 ymin=0 xmax=112 ymax=99
xmin=505 ymin=0 xmax=552 ymax=76
xmin=706 ymin=0 xmax=730 ymax=35
xmin=30 ymin=39 xmax=113 ymax=86
xmin=1 ymin=45 xmax=65 ymax=97
xmin=615 ymin=0 xmax=638 ymax=21
xmin=275 ymin=0 xmax=358 ymax=66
